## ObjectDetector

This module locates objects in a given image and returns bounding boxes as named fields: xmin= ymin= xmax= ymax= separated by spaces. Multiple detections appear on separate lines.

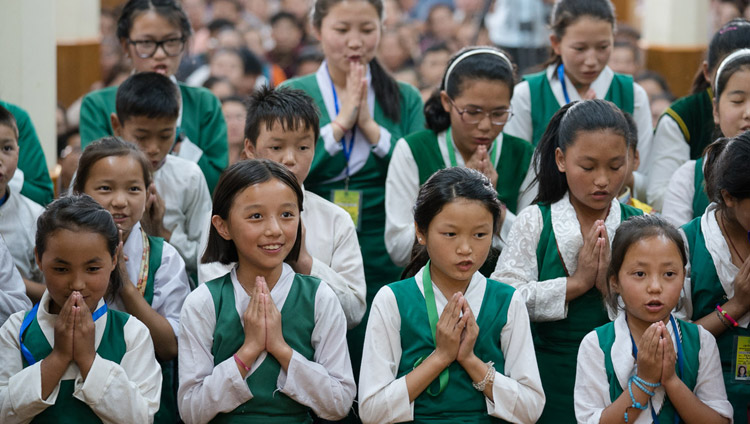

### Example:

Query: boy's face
xmin=115 ymin=115 xmax=176 ymax=170
xmin=244 ymin=120 xmax=315 ymax=185
xmin=0 ymin=124 xmax=19 ymax=197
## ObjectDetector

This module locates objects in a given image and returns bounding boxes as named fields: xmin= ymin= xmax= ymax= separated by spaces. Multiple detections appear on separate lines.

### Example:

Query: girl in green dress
xmin=360 ymin=167 xmax=544 ymax=423
xmin=80 ymin=0 xmax=228 ymax=192
xmin=491 ymin=99 xmax=643 ymax=423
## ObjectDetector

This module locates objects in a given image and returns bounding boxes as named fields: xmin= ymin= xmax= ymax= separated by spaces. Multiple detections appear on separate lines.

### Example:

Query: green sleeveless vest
xmin=403 ymin=130 xmax=533 ymax=214
xmin=661 ymin=89 xmax=715 ymax=160
xmin=692 ymin=158 xmax=710 ymax=219
xmin=683 ymin=217 xmax=750 ymax=424
xmin=524 ymin=71 xmax=635 ymax=146
xmin=20 ymin=308 xmax=130 ymax=423
xmin=389 ymin=277 xmax=514 ymax=423
xmin=533 ymin=201 xmax=642 ymax=423
xmin=595 ymin=318 xmax=701 ymax=423
xmin=205 ymin=273 xmax=320 ymax=424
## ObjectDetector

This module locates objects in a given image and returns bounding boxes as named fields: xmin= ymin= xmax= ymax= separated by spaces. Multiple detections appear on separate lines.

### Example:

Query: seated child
xmin=73 ymin=137 xmax=190 ymax=423
xmin=0 ymin=195 xmax=161 ymax=423
xmin=575 ymin=215 xmax=732 ymax=423
xmin=360 ymin=167 xmax=544 ymax=423
xmin=179 ymin=159 xmax=355 ymax=423
xmin=0 ymin=105 xmax=45 ymax=303
xmin=111 ymin=72 xmax=212 ymax=279
xmin=203 ymin=86 xmax=367 ymax=329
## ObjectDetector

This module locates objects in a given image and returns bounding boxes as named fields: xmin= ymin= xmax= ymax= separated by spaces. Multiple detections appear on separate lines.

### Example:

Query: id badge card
xmin=732 ymin=335 xmax=750 ymax=382
xmin=332 ymin=189 xmax=362 ymax=231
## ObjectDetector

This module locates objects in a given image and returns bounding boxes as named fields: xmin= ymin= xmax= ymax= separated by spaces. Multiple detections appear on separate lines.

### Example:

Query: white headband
xmin=714 ymin=48 xmax=750 ymax=95
xmin=443 ymin=48 xmax=513 ymax=89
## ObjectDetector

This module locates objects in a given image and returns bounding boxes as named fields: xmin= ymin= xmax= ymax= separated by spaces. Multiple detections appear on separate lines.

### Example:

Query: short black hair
xmin=0 ymin=105 xmax=18 ymax=139
xmin=116 ymin=72 xmax=180 ymax=123
xmin=244 ymin=86 xmax=320 ymax=145
xmin=270 ymin=11 xmax=303 ymax=31
xmin=57 ymin=127 xmax=80 ymax=157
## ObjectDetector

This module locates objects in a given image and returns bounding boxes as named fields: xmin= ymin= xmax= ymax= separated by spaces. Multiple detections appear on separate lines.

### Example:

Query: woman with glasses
xmin=385 ymin=47 xmax=533 ymax=274
xmin=79 ymin=0 xmax=227 ymax=192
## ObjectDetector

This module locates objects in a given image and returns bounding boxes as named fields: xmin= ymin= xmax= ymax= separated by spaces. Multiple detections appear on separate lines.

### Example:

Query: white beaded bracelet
xmin=472 ymin=361 xmax=495 ymax=391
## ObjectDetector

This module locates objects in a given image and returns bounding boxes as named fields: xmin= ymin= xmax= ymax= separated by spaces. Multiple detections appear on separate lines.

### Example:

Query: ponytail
xmin=702 ymin=137 xmax=731 ymax=202
xmin=369 ymin=58 xmax=401 ymax=123
xmin=533 ymin=102 xmax=576 ymax=204
xmin=402 ymin=243 xmax=430 ymax=279
xmin=423 ymin=89 xmax=450 ymax=133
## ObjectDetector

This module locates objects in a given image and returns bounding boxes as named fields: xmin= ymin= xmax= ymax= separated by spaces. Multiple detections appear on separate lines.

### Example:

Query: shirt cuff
xmin=486 ymin=372 xmax=519 ymax=419
xmin=389 ymin=376 xmax=414 ymax=422
xmin=370 ymin=126 xmax=392 ymax=158
xmin=321 ymin=124 xmax=344 ymax=156
xmin=277 ymin=349 xmax=302 ymax=395
xmin=73 ymin=354 xmax=111 ymax=406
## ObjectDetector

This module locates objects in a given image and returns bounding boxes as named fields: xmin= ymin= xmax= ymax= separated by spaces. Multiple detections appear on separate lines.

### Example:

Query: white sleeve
xmin=384 ymin=139 xmax=421 ymax=267
xmin=358 ymin=286 xmax=413 ymax=424
xmin=371 ymin=126 xmax=393 ymax=158
xmin=573 ymin=331 xmax=610 ymax=424
xmin=0 ymin=240 xmax=31 ymax=327
xmin=486 ymin=290 xmax=545 ymax=422
xmin=632 ymin=82 xmax=655 ymax=174
xmin=276 ymin=282 xmax=355 ymax=420
xmin=646 ymin=116 xmax=691 ymax=211
xmin=73 ymin=317 xmax=162 ymax=424
xmin=504 ymin=81 xmax=533 ymax=143
xmin=177 ymin=287 xmax=253 ymax=424
xmin=516 ymin=164 xmax=538 ymax=212
xmin=490 ymin=205 xmax=569 ymax=322
xmin=309 ymin=218 xmax=366 ymax=329
xmin=320 ymin=124 xmax=344 ymax=156
xmin=151 ymin=242 xmax=191 ymax=338
xmin=661 ymin=161 xmax=697 ymax=228
xmin=694 ymin=327 xmax=733 ymax=420
xmin=167 ymin=168 xmax=212 ymax=277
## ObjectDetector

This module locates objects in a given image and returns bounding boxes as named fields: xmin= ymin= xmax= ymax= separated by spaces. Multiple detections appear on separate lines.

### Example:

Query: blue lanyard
xmin=629 ymin=315 xmax=683 ymax=424
xmin=19 ymin=301 xmax=108 ymax=365
xmin=557 ymin=63 xmax=572 ymax=105
xmin=327 ymin=70 xmax=357 ymax=179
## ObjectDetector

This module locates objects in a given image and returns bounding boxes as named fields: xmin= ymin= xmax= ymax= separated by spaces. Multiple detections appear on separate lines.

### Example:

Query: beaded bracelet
xmin=472 ymin=361 xmax=495 ymax=391
xmin=715 ymin=309 xmax=734 ymax=329
xmin=716 ymin=304 xmax=739 ymax=327
xmin=625 ymin=375 xmax=658 ymax=422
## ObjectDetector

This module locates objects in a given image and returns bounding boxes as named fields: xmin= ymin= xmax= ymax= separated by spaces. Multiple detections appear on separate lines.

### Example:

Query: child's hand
xmin=569 ymin=220 xmax=605 ymax=297
xmin=594 ymin=226 xmax=611 ymax=296
xmin=434 ymin=293 xmax=467 ymax=366
xmin=732 ymin=258 xmax=750 ymax=305
xmin=286 ymin=220 xmax=313 ymax=275
xmin=636 ymin=322 xmax=663 ymax=384
xmin=261 ymin=278 xmax=291 ymax=360
xmin=240 ymin=278 xmax=266 ymax=358
xmin=72 ymin=293 xmax=96 ymax=379
xmin=51 ymin=292 xmax=77 ymax=364
xmin=141 ymin=183 xmax=170 ymax=241
xmin=456 ymin=301 xmax=479 ymax=365
xmin=355 ymin=79 xmax=381 ymax=145
xmin=660 ymin=323 xmax=678 ymax=386
xmin=466 ymin=145 xmax=499 ymax=188
xmin=335 ymin=61 xmax=366 ymax=132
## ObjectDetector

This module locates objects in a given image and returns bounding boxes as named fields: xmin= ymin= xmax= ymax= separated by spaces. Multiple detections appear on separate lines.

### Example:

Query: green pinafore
xmin=683 ymin=217 xmax=750 ymax=424
xmin=691 ymin=157 xmax=710 ymax=219
xmin=533 ymin=202 xmax=642 ymax=423
xmin=389 ymin=276 xmax=515 ymax=423
xmin=661 ymin=88 xmax=715 ymax=161
xmin=204 ymin=273 xmax=321 ymax=423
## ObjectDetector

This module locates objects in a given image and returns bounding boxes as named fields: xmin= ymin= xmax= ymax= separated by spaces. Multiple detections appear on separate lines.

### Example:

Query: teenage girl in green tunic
xmin=80 ymin=0 xmax=228 ymax=192
xmin=679 ymin=131 xmax=750 ymax=424
xmin=385 ymin=46 xmax=533 ymax=270
xmin=492 ymin=99 xmax=643 ymax=423
xmin=360 ymin=167 xmax=544 ymax=423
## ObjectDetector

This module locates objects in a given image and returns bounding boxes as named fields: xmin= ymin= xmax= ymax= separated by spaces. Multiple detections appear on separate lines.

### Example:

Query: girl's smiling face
xmin=213 ymin=179 xmax=300 ymax=274
xmin=551 ymin=16 xmax=613 ymax=89
xmin=37 ymin=229 xmax=116 ymax=314
xmin=714 ymin=67 xmax=750 ymax=138
xmin=123 ymin=10 xmax=185 ymax=77
xmin=316 ymin=0 xmax=381 ymax=80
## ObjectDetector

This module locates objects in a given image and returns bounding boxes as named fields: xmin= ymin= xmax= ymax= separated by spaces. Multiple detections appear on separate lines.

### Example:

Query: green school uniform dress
xmin=533 ymin=201 xmax=642 ymax=424
xmin=683 ymin=215 xmax=750 ymax=424
xmin=204 ymin=273 xmax=321 ymax=424
xmin=0 ymin=100 xmax=54 ymax=206
xmin=389 ymin=276 xmax=515 ymax=423
xmin=19 ymin=307 xmax=130 ymax=423
xmin=403 ymin=129 xmax=533 ymax=214
xmin=661 ymin=88 xmax=715 ymax=161
xmin=523 ymin=71 xmax=635 ymax=146
xmin=593 ymin=316 xmax=702 ymax=422
xmin=79 ymin=83 xmax=228 ymax=192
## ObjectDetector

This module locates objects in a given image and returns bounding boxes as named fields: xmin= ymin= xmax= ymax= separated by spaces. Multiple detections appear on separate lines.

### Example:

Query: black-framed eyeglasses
xmin=127 ymin=37 xmax=185 ymax=58
xmin=447 ymin=97 xmax=513 ymax=126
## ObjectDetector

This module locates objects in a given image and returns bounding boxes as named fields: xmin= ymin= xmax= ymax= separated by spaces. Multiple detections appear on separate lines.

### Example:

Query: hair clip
xmin=719 ymin=26 xmax=738 ymax=35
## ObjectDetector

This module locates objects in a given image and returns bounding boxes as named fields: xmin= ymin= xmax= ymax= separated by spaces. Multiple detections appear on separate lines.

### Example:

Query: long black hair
xmin=690 ymin=18 xmax=750 ymax=94
xmin=703 ymin=131 xmax=750 ymax=210
xmin=544 ymin=0 xmax=616 ymax=68
xmin=311 ymin=0 xmax=402 ymax=123
xmin=423 ymin=46 xmax=516 ymax=133
xmin=36 ymin=195 xmax=124 ymax=302
xmin=533 ymin=99 xmax=631 ymax=204
xmin=202 ymin=159 xmax=304 ymax=265
xmin=402 ymin=167 xmax=501 ymax=278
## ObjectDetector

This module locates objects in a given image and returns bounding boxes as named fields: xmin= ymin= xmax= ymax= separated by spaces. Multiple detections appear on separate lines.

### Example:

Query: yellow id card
xmin=332 ymin=190 xmax=362 ymax=230
xmin=734 ymin=335 xmax=750 ymax=382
